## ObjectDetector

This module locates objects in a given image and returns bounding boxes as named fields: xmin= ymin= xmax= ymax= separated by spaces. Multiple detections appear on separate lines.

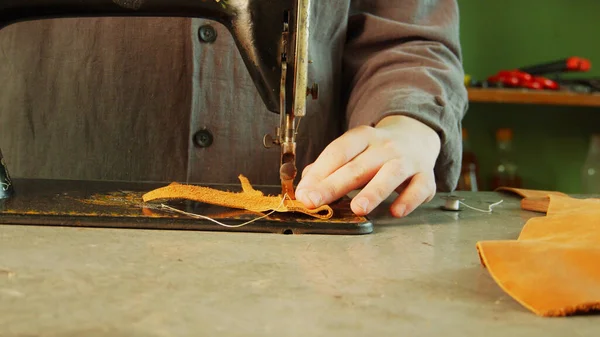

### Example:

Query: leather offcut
xmin=477 ymin=191 xmax=600 ymax=317
xmin=496 ymin=187 xmax=569 ymax=213
xmin=495 ymin=187 xmax=569 ymax=199
xmin=142 ymin=175 xmax=333 ymax=219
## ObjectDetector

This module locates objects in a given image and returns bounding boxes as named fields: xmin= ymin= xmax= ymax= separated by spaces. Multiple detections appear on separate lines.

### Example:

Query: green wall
xmin=458 ymin=0 xmax=600 ymax=193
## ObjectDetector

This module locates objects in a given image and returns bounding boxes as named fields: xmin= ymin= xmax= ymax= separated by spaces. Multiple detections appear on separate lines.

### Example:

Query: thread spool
xmin=441 ymin=195 xmax=464 ymax=211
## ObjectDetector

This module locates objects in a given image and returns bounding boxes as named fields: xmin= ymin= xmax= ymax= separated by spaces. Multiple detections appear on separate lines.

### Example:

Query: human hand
xmin=295 ymin=115 xmax=441 ymax=217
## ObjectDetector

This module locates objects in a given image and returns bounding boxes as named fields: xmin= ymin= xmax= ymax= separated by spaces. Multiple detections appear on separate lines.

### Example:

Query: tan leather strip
xmin=142 ymin=175 xmax=333 ymax=219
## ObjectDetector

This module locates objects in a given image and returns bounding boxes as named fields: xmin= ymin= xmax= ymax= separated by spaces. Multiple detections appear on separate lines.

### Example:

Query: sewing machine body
xmin=0 ymin=0 xmax=289 ymax=112
xmin=0 ymin=0 xmax=312 ymax=196
xmin=0 ymin=0 xmax=371 ymax=234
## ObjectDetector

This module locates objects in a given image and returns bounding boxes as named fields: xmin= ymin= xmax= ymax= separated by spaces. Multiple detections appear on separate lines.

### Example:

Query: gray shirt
xmin=0 ymin=0 xmax=467 ymax=191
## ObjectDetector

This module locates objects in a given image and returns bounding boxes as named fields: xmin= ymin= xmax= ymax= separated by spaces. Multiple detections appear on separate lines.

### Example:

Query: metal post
xmin=0 ymin=148 xmax=13 ymax=199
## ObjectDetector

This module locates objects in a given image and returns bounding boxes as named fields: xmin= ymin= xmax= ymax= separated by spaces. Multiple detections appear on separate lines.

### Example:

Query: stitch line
xmin=159 ymin=193 xmax=289 ymax=228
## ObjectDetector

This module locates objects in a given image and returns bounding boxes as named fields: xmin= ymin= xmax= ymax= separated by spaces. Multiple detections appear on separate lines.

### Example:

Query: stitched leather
xmin=143 ymin=175 xmax=333 ymax=219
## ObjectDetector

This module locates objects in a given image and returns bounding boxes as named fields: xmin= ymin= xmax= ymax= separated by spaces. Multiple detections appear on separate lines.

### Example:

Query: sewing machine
xmin=0 ymin=0 xmax=372 ymax=235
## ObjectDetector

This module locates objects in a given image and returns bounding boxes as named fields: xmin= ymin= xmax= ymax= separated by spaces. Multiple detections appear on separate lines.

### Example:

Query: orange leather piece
xmin=520 ymin=197 xmax=551 ymax=213
xmin=142 ymin=175 xmax=333 ymax=219
xmin=495 ymin=187 xmax=569 ymax=213
xmin=477 ymin=194 xmax=600 ymax=317
xmin=495 ymin=187 xmax=568 ymax=199
xmin=546 ymin=195 xmax=600 ymax=215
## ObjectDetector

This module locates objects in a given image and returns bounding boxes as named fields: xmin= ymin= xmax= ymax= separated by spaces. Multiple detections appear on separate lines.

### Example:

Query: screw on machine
xmin=0 ymin=149 xmax=14 ymax=199
xmin=198 ymin=24 xmax=217 ymax=43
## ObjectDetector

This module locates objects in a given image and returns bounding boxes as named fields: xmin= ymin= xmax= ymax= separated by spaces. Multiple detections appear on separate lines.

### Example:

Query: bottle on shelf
xmin=491 ymin=128 xmax=522 ymax=189
xmin=457 ymin=128 xmax=480 ymax=191
xmin=581 ymin=134 xmax=600 ymax=194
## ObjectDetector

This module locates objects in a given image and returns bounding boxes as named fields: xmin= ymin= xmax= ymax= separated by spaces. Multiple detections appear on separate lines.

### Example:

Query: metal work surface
xmin=0 ymin=192 xmax=597 ymax=336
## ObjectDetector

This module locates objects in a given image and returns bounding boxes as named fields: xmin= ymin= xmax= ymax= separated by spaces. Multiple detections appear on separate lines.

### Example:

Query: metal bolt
xmin=198 ymin=25 xmax=217 ymax=43
xmin=193 ymin=129 xmax=214 ymax=148
xmin=0 ymin=149 xmax=13 ymax=199
xmin=263 ymin=134 xmax=274 ymax=148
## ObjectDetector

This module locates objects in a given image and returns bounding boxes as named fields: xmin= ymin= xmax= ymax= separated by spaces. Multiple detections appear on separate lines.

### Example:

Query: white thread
xmin=442 ymin=197 xmax=503 ymax=213
xmin=1 ymin=182 xmax=9 ymax=191
xmin=159 ymin=193 xmax=289 ymax=228
xmin=459 ymin=200 xmax=503 ymax=213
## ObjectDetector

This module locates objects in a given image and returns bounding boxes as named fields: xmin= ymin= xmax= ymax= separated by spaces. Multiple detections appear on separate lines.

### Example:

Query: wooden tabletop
xmin=468 ymin=88 xmax=600 ymax=107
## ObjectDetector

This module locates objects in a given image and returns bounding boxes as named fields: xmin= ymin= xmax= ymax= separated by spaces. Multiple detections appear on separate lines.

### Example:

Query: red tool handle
xmin=519 ymin=57 xmax=591 ymax=75
xmin=488 ymin=70 xmax=559 ymax=90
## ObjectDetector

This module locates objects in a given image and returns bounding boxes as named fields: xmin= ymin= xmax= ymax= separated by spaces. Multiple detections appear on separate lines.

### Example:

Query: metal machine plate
xmin=0 ymin=179 xmax=373 ymax=235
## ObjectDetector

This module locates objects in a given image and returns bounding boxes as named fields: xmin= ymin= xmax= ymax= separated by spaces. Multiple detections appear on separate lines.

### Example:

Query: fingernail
xmin=394 ymin=204 xmax=407 ymax=217
xmin=356 ymin=197 xmax=369 ymax=214
xmin=295 ymin=189 xmax=311 ymax=207
xmin=308 ymin=191 xmax=322 ymax=207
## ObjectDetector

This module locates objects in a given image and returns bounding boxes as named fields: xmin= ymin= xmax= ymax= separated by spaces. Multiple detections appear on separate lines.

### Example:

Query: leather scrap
xmin=495 ymin=187 xmax=568 ymax=212
xmin=477 ymin=192 xmax=600 ymax=317
xmin=520 ymin=197 xmax=551 ymax=213
xmin=142 ymin=175 xmax=333 ymax=219
xmin=495 ymin=187 xmax=568 ymax=199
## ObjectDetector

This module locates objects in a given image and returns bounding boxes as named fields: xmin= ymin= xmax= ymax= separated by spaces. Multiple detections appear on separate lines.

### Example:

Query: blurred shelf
xmin=467 ymin=88 xmax=600 ymax=107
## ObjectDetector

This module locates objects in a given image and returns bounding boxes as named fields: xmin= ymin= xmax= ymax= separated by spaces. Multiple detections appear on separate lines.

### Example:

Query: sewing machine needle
xmin=280 ymin=161 xmax=296 ymax=199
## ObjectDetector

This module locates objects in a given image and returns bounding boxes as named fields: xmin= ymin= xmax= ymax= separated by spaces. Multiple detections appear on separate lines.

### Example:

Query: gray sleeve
xmin=343 ymin=0 xmax=468 ymax=191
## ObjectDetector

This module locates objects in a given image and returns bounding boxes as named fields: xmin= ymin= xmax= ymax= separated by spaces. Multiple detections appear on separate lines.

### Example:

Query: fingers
xmin=297 ymin=149 xmax=388 ymax=208
xmin=295 ymin=120 xmax=437 ymax=217
xmin=296 ymin=126 xmax=373 ymax=192
xmin=390 ymin=171 xmax=436 ymax=217
xmin=393 ymin=179 xmax=411 ymax=196
xmin=350 ymin=159 xmax=413 ymax=216
xmin=301 ymin=163 xmax=313 ymax=178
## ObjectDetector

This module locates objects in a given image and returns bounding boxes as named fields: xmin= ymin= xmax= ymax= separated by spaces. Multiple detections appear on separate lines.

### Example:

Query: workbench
xmin=0 ymin=191 xmax=597 ymax=336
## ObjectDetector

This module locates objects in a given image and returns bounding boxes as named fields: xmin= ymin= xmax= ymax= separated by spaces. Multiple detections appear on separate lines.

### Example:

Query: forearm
xmin=343 ymin=0 xmax=468 ymax=191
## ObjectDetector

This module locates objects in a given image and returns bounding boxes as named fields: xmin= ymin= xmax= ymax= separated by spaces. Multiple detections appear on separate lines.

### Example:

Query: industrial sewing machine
xmin=0 ymin=0 xmax=372 ymax=235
